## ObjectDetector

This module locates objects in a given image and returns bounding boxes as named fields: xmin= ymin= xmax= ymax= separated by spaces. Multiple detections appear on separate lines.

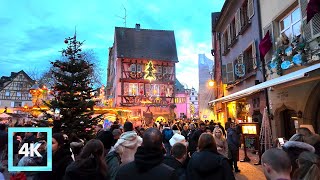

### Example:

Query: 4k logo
xmin=8 ymin=127 xmax=52 ymax=172
xmin=19 ymin=143 xmax=42 ymax=157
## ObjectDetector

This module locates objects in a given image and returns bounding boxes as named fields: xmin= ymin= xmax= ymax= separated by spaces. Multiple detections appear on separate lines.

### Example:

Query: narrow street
xmin=235 ymin=149 xmax=265 ymax=180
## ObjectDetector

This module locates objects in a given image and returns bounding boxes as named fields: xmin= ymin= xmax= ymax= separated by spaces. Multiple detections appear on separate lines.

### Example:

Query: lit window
xmin=280 ymin=8 xmax=301 ymax=38
xmin=5 ymin=90 xmax=10 ymax=96
xmin=17 ymin=91 xmax=21 ymax=97
xmin=129 ymin=83 xmax=138 ymax=96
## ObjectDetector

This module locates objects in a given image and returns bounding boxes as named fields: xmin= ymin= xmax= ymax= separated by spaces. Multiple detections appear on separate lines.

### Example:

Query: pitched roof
xmin=175 ymin=79 xmax=185 ymax=92
xmin=115 ymin=27 xmax=178 ymax=62
xmin=0 ymin=70 xmax=34 ymax=90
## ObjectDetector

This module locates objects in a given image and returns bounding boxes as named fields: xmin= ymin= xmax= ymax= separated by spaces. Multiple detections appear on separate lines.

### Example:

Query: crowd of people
xmin=0 ymin=118 xmax=320 ymax=180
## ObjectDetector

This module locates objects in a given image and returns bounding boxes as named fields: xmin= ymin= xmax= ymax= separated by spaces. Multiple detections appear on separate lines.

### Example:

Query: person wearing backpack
xmin=162 ymin=124 xmax=174 ymax=156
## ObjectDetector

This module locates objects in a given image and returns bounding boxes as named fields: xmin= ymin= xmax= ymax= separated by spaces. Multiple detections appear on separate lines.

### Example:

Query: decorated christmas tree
xmin=45 ymin=33 xmax=99 ymax=138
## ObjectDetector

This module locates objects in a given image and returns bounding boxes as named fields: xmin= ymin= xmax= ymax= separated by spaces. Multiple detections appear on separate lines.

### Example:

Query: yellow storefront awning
xmin=209 ymin=63 xmax=320 ymax=104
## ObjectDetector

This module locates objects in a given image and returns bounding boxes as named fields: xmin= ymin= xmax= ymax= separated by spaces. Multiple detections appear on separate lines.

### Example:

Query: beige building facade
xmin=0 ymin=71 xmax=34 ymax=113
xmin=260 ymin=0 xmax=320 ymax=139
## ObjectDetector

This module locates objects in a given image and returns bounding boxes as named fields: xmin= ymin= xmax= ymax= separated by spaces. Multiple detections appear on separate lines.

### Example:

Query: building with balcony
xmin=106 ymin=24 xmax=178 ymax=124
xmin=259 ymin=0 xmax=320 ymax=139
xmin=210 ymin=0 xmax=265 ymax=125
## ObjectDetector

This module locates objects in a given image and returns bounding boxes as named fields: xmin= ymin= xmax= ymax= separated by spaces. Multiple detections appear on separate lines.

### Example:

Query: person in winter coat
xmin=227 ymin=123 xmax=241 ymax=172
xmin=114 ymin=121 xmax=142 ymax=165
xmin=96 ymin=124 xmax=105 ymax=139
xmin=187 ymin=123 xmax=198 ymax=155
xmin=162 ymin=124 xmax=174 ymax=156
xmin=163 ymin=143 xmax=188 ymax=178
xmin=68 ymin=133 xmax=84 ymax=160
xmin=213 ymin=127 xmax=228 ymax=158
xmin=181 ymin=125 xmax=189 ymax=140
xmin=261 ymin=148 xmax=292 ymax=180
xmin=64 ymin=139 xmax=109 ymax=180
xmin=36 ymin=133 xmax=73 ymax=180
xmin=116 ymin=128 xmax=178 ymax=180
xmin=293 ymin=151 xmax=320 ymax=180
xmin=283 ymin=135 xmax=315 ymax=177
xmin=187 ymin=133 xmax=235 ymax=180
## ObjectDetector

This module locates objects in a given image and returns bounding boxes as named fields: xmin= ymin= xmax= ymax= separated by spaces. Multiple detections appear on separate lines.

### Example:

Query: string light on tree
xmin=144 ymin=61 xmax=156 ymax=82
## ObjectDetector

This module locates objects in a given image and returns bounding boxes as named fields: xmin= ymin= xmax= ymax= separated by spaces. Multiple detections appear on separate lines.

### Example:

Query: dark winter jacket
xmin=115 ymin=146 xmax=178 ymax=180
xmin=105 ymin=150 xmax=121 ymax=180
xmin=181 ymin=130 xmax=189 ymax=140
xmin=283 ymin=140 xmax=315 ymax=176
xmin=186 ymin=150 xmax=235 ymax=180
xmin=64 ymin=157 xmax=108 ymax=180
xmin=304 ymin=134 xmax=320 ymax=157
xmin=0 ymin=130 xmax=8 ymax=151
xmin=187 ymin=129 xmax=199 ymax=154
xmin=163 ymin=156 xmax=185 ymax=178
xmin=37 ymin=147 xmax=73 ymax=180
xmin=227 ymin=128 xmax=240 ymax=152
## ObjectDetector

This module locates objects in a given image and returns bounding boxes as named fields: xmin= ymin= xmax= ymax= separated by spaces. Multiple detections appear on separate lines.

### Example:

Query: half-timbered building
xmin=0 ymin=70 xmax=34 ymax=112
xmin=106 ymin=24 xmax=178 ymax=123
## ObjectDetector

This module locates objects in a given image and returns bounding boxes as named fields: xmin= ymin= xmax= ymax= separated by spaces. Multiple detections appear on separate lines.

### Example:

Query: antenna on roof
xmin=116 ymin=5 xmax=127 ymax=27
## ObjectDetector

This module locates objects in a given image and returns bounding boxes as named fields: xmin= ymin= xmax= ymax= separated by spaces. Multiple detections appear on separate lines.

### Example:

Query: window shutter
xmin=252 ymin=40 xmax=257 ymax=69
xmin=236 ymin=9 xmax=241 ymax=35
xmin=221 ymin=33 xmax=225 ymax=55
xmin=312 ymin=14 xmax=320 ymax=37
xmin=300 ymin=0 xmax=312 ymax=41
xmin=222 ymin=65 xmax=227 ymax=84
xmin=227 ymin=25 xmax=231 ymax=46
xmin=11 ymin=101 xmax=14 ymax=107
xmin=226 ymin=62 xmax=235 ymax=83
xmin=235 ymin=12 xmax=239 ymax=36
xmin=247 ymin=0 xmax=254 ymax=19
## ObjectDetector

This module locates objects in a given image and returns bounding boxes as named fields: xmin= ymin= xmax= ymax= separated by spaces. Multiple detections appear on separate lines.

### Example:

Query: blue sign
xmin=8 ymin=127 xmax=52 ymax=172
xmin=235 ymin=63 xmax=245 ymax=77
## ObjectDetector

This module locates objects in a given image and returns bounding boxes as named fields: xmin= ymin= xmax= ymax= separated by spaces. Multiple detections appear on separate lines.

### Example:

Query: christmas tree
xmin=45 ymin=33 xmax=99 ymax=139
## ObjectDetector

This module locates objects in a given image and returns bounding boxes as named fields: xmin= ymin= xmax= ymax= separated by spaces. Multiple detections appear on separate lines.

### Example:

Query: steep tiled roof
xmin=0 ymin=70 xmax=34 ymax=90
xmin=115 ymin=27 xmax=178 ymax=62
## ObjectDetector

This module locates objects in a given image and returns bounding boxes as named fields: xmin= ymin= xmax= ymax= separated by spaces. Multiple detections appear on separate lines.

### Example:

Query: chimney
xmin=135 ymin=23 xmax=140 ymax=30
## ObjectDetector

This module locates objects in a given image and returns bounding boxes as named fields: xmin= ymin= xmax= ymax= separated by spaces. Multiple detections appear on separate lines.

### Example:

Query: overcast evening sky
xmin=0 ymin=0 xmax=224 ymax=90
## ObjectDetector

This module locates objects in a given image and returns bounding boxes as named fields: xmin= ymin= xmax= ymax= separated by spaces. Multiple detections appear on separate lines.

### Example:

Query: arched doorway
xmin=280 ymin=109 xmax=296 ymax=140
xmin=304 ymin=82 xmax=320 ymax=133
xmin=274 ymin=104 xmax=296 ymax=139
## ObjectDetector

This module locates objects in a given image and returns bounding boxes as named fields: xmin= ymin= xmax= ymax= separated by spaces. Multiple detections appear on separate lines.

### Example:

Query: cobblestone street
xmin=234 ymin=149 xmax=266 ymax=180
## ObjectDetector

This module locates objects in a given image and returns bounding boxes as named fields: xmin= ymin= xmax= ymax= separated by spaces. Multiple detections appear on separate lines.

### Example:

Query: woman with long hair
xmin=293 ymin=151 xmax=320 ymax=180
xmin=213 ymin=127 xmax=228 ymax=158
xmin=186 ymin=133 xmax=235 ymax=180
xmin=64 ymin=139 xmax=109 ymax=180
xmin=36 ymin=133 xmax=73 ymax=180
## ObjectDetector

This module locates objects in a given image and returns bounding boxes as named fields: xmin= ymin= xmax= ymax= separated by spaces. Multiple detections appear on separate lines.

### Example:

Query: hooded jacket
xmin=114 ymin=131 xmax=142 ymax=165
xmin=283 ymin=140 xmax=315 ymax=175
xmin=186 ymin=150 xmax=235 ymax=180
xmin=115 ymin=146 xmax=178 ymax=180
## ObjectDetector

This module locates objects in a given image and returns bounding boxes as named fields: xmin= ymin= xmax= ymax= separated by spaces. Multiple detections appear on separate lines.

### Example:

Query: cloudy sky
xmin=0 ymin=0 xmax=224 ymax=90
